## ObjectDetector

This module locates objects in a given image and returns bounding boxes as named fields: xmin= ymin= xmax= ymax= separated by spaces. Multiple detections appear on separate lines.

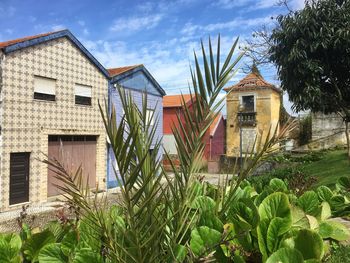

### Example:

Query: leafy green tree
xmin=269 ymin=0 xmax=350 ymax=158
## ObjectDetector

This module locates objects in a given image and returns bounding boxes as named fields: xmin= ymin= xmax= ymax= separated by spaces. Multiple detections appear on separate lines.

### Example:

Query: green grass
xmin=325 ymin=245 xmax=350 ymax=263
xmin=302 ymin=150 xmax=350 ymax=188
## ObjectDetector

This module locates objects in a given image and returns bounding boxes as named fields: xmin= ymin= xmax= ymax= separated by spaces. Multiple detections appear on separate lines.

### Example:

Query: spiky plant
xmin=45 ymin=36 xmax=294 ymax=262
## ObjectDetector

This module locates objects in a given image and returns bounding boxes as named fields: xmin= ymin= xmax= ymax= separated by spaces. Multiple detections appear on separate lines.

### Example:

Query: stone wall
xmin=311 ymin=112 xmax=346 ymax=149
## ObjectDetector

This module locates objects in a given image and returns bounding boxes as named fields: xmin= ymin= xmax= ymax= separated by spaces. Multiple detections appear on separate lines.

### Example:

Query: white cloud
xmin=290 ymin=0 xmax=305 ymax=10
xmin=78 ymin=20 xmax=86 ymax=26
xmin=214 ymin=0 xmax=252 ymax=9
xmin=109 ymin=14 xmax=163 ymax=32
xmin=51 ymin=24 xmax=66 ymax=31
xmin=181 ymin=15 xmax=274 ymax=36
xmin=5 ymin=29 xmax=13 ymax=35
xmin=0 ymin=5 xmax=15 ymax=17
xmin=83 ymin=28 xmax=89 ymax=35
xmin=29 ymin=16 xmax=37 ymax=22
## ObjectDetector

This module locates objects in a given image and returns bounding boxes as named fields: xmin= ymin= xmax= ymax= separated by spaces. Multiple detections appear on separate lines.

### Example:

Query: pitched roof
xmin=108 ymin=65 xmax=142 ymax=77
xmin=109 ymin=64 xmax=166 ymax=96
xmin=224 ymin=72 xmax=281 ymax=93
xmin=163 ymin=94 xmax=194 ymax=108
xmin=210 ymin=113 xmax=223 ymax=136
xmin=0 ymin=29 xmax=109 ymax=77
xmin=0 ymin=31 xmax=62 ymax=48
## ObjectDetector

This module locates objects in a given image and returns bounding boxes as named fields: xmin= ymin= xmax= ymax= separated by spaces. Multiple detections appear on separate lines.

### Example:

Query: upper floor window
xmin=241 ymin=95 xmax=255 ymax=112
xmin=146 ymin=109 xmax=155 ymax=126
xmin=34 ymin=76 xmax=56 ymax=101
xmin=75 ymin=84 xmax=92 ymax=106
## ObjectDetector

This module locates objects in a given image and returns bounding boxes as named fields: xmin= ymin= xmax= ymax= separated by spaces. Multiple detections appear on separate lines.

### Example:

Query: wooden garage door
xmin=47 ymin=135 xmax=97 ymax=197
xmin=10 ymin=153 xmax=30 ymax=205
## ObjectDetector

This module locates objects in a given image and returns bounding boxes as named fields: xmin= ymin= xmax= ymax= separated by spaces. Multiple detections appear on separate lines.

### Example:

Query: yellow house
xmin=224 ymin=68 xmax=281 ymax=157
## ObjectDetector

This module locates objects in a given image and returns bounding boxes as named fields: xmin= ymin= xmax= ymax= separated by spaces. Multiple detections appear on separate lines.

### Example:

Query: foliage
xmin=269 ymin=0 xmax=350 ymax=158
xmin=270 ymin=0 xmax=350 ymax=114
xmin=325 ymin=245 xmax=350 ymax=263
xmin=299 ymin=114 xmax=312 ymax=146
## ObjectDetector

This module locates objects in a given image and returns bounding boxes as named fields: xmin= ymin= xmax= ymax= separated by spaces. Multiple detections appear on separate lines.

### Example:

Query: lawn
xmin=302 ymin=149 xmax=350 ymax=188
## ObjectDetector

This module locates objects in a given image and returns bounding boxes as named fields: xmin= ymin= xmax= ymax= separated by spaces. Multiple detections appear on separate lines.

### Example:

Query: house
xmin=0 ymin=30 xmax=109 ymax=210
xmin=107 ymin=65 xmax=165 ymax=188
xmin=224 ymin=67 xmax=281 ymax=157
xmin=163 ymin=94 xmax=225 ymax=167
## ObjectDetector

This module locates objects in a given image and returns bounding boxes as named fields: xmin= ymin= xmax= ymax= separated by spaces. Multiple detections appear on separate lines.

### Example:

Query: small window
xmin=242 ymin=95 xmax=255 ymax=112
xmin=146 ymin=109 xmax=155 ymax=126
xmin=34 ymin=76 xmax=56 ymax=101
xmin=75 ymin=84 xmax=92 ymax=106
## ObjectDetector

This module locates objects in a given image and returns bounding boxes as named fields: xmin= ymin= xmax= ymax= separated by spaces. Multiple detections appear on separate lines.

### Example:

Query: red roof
xmin=0 ymin=30 xmax=65 ymax=49
xmin=210 ymin=113 xmax=223 ymax=136
xmin=108 ymin=65 xmax=142 ymax=77
xmin=163 ymin=94 xmax=194 ymax=108
xmin=224 ymin=72 xmax=280 ymax=93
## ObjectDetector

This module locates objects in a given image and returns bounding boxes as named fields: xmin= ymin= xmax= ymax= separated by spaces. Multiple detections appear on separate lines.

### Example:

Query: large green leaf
xmin=38 ymin=243 xmax=67 ymax=263
xmin=257 ymin=218 xmax=270 ymax=262
xmin=293 ymin=229 xmax=324 ymax=261
xmin=198 ymin=211 xmax=223 ymax=232
xmin=0 ymin=233 xmax=22 ymax=263
xmin=174 ymin=244 xmax=187 ymax=262
xmin=269 ymin=178 xmax=288 ymax=192
xmin=60 ymin=230 xmax=78 ymax=256
xmin=72 ymin=248 xmax=103 ymax=263
xmin=259 ymin=192 xmax=291 ymax=221
xmin=336 ymin=176 xmax=350 ymax=191
xmin=297 ymin=191 xmax=320 ymax=216
xmin=45 ymin=221 xmax=69 ymax=242
xmin=319 ymin=220 xmax=350 ymax=241
xmin=316 ymin=186 xmax=333 ymax=202
xmin=192 ymin=196 xmax=216 ymax=212
xmin=266 ymin=217 xmax=291 ymax=253
xmin=190 ymin=226 xmax=222 ymax=256
xmin=319 ymin=201 xmax=331 ymax=221
xmin=229 ymin=198 xmax=259 ymax=231
xmin=266 ymin=248 xmax=303 ymax=263
xmin=291 ymin=206 xmax=310 ymax=229
xmin=23 ymin=229 xmax=55 ymax=262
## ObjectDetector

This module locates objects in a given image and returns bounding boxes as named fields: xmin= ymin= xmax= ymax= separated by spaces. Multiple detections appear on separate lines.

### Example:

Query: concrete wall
xmin=226 ymin=88 xmax=280 ymax=157
xmin=107 ymin=76 xmax=163 ymax=188
xmin=0 ymin=37 xmax=108 ymax=210
xmin=310 ymin=112 xmax=346 ymax=149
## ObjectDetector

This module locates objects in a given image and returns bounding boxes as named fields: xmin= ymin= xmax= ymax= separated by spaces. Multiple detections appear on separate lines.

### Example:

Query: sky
xmin=0 ymin=0 xmax=305 ymax=115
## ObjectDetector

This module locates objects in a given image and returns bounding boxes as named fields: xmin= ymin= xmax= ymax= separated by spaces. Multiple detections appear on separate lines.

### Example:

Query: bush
xmin=299 ymin=114 xmax=312 ymax=146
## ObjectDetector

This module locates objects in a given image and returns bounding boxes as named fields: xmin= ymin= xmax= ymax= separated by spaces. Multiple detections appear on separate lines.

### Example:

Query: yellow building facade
xmin=225 ymin=70 xmax=281 ymax=157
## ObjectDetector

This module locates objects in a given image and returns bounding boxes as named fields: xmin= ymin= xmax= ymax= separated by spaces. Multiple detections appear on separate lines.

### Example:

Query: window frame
xmin=33 ymin=76 xmax=56 ymax=102
xmin=239 ymin=93 xmax=256 ymax=112
xmin=75 ymin=83 xmax=92 ymax=106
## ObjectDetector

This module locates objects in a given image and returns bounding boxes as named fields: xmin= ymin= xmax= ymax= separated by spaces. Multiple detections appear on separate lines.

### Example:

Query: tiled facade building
xmin=107 ymin=65 xmax=165 ymax=188
xmin=0 ymin=30 xmax=109 ymax=211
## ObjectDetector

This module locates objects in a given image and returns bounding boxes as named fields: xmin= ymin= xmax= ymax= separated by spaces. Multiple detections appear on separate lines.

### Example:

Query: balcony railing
xmin=237 ymin=112 xmax=257 ymax=126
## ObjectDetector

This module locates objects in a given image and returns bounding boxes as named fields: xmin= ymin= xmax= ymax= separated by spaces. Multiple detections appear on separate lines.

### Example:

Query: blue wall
xmin=107 ymin=71 xmax=163 ymax=188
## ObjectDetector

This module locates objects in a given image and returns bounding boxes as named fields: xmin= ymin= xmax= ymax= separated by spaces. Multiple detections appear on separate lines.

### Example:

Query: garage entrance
xmin=47 ymin=135 xmax=97 ymax=197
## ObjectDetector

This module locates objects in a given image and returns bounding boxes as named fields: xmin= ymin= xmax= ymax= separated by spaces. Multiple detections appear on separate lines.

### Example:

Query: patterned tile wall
xmin=0 ymin=37 xmax=108 ymax=211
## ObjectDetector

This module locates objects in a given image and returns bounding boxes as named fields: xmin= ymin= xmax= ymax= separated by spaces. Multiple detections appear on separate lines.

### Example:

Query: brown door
xmin=10 ymin=153 xmax=30 ymax=205
xmin=47 ymin=135 xmax=97 ymax=197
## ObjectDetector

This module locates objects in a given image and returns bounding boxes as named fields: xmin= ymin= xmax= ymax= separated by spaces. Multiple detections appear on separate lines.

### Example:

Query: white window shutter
xmin=34 ymin=76 xmax=56 ymax=95
xmin=75 ymin=84 xmax=92 ymax=97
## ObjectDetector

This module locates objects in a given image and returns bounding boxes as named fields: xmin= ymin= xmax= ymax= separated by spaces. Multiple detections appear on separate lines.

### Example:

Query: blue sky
xmin=0 ymin=0 xmax=305 ymax=114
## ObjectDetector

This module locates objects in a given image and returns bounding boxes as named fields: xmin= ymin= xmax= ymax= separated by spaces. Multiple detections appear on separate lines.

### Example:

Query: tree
xmin=269 ymin=0 xmax=350 ymax=159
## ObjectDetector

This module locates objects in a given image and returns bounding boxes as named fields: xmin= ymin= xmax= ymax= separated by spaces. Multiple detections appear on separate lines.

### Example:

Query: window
xmin=75 ymin=84 xmax=92 ymax=106
xmin=146 ymin=109 xmax=155 ymax=126
xmin=242 ymin=95 xmax=255 ymax=112
xmin=34 ymin=76 xmax=56 ymax=101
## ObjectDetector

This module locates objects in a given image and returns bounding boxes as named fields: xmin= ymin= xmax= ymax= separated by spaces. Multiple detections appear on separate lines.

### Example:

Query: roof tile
xmin=163 ymin=94 xmax=194 ymax=108
xmin=0 ymin=30 xmax=65 ymax=49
